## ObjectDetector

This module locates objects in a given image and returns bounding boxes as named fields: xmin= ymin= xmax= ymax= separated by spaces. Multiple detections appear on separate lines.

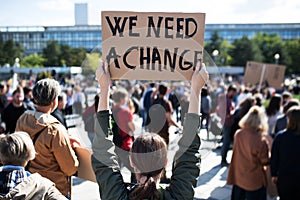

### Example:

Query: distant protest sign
xmin=101 ymin=11 xmax=206 ymax=80
xmin=244 ymin=61 xmax=286 ymax=89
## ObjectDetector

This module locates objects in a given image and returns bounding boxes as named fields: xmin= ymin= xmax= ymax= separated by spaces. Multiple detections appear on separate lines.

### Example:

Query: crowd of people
xmin=0 ymin=64 xmax=300 ymax=199
xmin=213 ymin=81 xmax=300 ymax=199
xmin=0 ymin=78 xmax=79 ymax=199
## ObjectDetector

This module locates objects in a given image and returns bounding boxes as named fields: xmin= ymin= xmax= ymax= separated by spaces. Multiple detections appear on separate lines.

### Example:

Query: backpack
xmin=25 ymin=126 xmax=48 ymax=171
xmin=111 ymin=107 xmax=124 ymax=147
xmin=209 ymin=113 xmax=223 ymax=136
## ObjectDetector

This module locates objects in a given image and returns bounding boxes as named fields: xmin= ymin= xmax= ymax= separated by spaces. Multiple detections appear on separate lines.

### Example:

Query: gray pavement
xmin=71 ymin=128 xmax=233 ymax=200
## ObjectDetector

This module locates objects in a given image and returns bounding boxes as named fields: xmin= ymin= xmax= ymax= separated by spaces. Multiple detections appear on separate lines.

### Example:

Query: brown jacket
xmin=16 ymin=110 xmax=79 ymax=196
xmin=227 ymin=127 xmax=269 ymax=191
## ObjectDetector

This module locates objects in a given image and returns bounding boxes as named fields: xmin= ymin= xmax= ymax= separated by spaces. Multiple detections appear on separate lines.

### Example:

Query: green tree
xmin=1 ymin=39 xmax=23 ymax=66
xmin=42 ymin=42 xmax=87 ymax=66
xmin=81 ymin=52 xmax=101 ymax=75
xmin=251 ymin=42 xmax=264 ymax=63
xmin=21 ymin=53 xmax=45 ymax=67
xmin=43 ymin=41 xmax=61 ymax=66
xmin=205 ymin=31 xmax=223 ymax=56
xmin=218 ymin=40 xmax=233 ymax=65
xmin=205 ymin=31 xmax=223 ymax=53
xmin=0 ymin=39 xmax=4 ymax=65
xmin=252 ymin=33 xmax=287 ymax=65
xmin=229 ymin=36 xmax=257 ymax=66
xmin=60 ymin=44 xmax=73 ymax=66
xmin=285 ymin=39 xmax=300 ymax=74
xmin=71 ymin=47 xmax=87 ymax=66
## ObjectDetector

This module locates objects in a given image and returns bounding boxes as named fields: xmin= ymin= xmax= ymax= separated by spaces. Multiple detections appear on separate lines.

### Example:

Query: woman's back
xmin=92 ymin=60 xmax=208 ymax=200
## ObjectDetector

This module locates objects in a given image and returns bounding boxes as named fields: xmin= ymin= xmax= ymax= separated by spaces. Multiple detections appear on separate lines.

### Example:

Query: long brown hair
xmin=286 ymin=106 xmax=300 ymax=135
xmin=266 ymin=94 xmax=282 ymax=116
xmin=129 ymin=133 xmax=167 ymax=200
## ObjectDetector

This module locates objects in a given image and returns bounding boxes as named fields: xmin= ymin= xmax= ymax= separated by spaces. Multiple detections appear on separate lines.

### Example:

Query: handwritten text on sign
xmin=101 ymin=11 xmax=206 ymax=80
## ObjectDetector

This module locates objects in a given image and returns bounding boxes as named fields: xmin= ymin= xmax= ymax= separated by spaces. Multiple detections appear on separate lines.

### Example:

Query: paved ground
xmin=71 ymin=126 xmax=233 ymax=200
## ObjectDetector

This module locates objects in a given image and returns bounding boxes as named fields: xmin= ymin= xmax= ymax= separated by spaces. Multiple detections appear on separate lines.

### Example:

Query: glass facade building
xmin=0 ymin=23 xmax=299 ymax=55
xmin=205 ymin=23 xmax=300 ymax=43
xmin=0 ymin=25 xmax=102 ymax=55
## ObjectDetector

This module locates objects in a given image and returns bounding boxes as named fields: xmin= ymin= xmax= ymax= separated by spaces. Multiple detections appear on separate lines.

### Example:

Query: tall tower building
xmin=75 ymin=3 xmax=88 ymax=25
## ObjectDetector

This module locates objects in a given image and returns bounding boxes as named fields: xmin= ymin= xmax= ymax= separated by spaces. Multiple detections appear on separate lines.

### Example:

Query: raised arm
xmin=96 ymin=60 xmax=111 ymax=111
xmin=93 ymin=61 xmax=128 ymax=199
xmin=166 ymin=61 xmax=209 ymax=199
xmin=188 ymin=61 xmax=209 ymax=114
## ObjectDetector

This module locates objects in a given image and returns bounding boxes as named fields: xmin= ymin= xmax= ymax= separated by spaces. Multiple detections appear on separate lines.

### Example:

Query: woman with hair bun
xmin=92 ymin=60 xmax=209 ymax=200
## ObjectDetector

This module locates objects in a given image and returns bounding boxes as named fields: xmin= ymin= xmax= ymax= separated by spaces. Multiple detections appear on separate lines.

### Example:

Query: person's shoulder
xmin=277 ymin=129 xmax=293 ymax=138
xmin=51 ymin=109 xmax=59 ymax=117
xmin=272 ymin=129 xmax=287 ymax=141
xmin=236 ymin=127 xmax=255 ymax=138
xmin=29 ymin=173 xmax=45 ymax=181
xmin=275 ymin=115 xmax=285 ymax=124
xmin=38 ymin=113 xmax=61 ymax=125
xmin=119 ymin=107 xmax=133 ymax=116
xmin=43 ymin=115 xmax=66 ymax=132
xmin=22 ymin=173 xmax=61 ymax=193
xmin=30 ymin=173 xmax=53 ymax=183
xmin=234 ymin=128 xmax=243 ymax=137
xmin=3 ymin=102 xmax=13 ymax=110
xmin=50 ymin=121 xmax=66 ymax=131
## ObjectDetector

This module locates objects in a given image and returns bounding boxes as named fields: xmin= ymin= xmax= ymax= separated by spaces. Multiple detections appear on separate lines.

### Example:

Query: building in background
xmin=1 ymin=23 xmax=299 ymax=55
xmin=0 ymin=3 xmax=299 ymax=55
xmin=205 ymin=23 xmax=300 ymax=43
xmin=0 ymin=25 xmax=102 ymax=55
xmin=75 ymin=3 xmax=88 ymax=26
xmin=0 ymin=2 xmax=299 ymax=56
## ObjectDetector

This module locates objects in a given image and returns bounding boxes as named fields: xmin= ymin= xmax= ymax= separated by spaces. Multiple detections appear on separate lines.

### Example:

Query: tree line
xmin=0 ymin=40 xmax=100 ymax=74
xmin=0 ymin=32 xmax=300 ymax=74
xmin=205 ymin=31 xmax=300 ymax=74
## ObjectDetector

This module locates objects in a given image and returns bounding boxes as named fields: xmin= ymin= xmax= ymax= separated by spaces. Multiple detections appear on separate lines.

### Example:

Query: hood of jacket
xmin=16 ymin=110 xmax=60 ymax=137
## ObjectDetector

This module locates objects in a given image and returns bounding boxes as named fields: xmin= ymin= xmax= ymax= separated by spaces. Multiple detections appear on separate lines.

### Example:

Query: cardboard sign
xmin=244 ymin=61 xmax=286 ymax=89
xmin=75 ymin=147 xmax=96 ymax=182
xmin=265 ymin=64 xmax=286 ymax=89
xmin=68 ymin=126 xmax=95 ymax=182
xmin=101 ymin=11 xmax=206 ymax=80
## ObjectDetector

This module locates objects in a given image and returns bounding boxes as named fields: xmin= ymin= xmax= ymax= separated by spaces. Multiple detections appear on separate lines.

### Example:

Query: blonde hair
xmin=0 ymin=132 xmax=36 ymax=166
xmin=239 ymin=105 xmax=268 ymax=134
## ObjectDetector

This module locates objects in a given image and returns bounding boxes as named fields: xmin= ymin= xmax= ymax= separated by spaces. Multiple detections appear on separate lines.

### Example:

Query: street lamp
xmin=13 ymin=57 xmax=20 ymax=68
xmin=274 ymin=53 xmax=280 ymax=65
xmin=212 ymin=49 xmax=219 ymax=64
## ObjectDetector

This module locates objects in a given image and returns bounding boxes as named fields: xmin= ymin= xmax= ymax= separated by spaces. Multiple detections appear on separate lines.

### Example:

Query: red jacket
xmin=112 ymin=105 xmax=134 ymax=151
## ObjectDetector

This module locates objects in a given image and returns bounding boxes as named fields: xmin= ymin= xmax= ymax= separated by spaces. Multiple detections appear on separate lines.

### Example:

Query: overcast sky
xmin=1 ymin=0 xmax=300 ymax=26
